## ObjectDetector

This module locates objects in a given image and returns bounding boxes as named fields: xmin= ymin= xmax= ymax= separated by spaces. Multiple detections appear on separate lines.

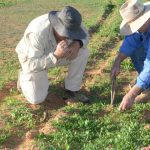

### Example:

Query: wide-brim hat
xmin=48 ymin=6 xmax=86 ymax=40
xmin=120 ymin=0 xmax=150 ymax=35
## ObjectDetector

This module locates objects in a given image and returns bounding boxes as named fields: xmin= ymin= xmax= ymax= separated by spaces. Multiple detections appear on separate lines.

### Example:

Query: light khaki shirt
xmin=16 ymin=13 xmax=89 ymax=73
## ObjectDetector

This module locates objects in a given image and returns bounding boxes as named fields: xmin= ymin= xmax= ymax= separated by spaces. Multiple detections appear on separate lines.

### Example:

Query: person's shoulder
xmin=125 ymin=32 xmax=141 ymax=39
xmin=30 ymin=13 xmax=49 ymax=24
xmin=24 ymin=13 xmax=50 ymax=35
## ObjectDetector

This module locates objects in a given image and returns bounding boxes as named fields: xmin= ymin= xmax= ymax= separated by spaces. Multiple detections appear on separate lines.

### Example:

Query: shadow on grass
xmin=87 ymin=76 xmax=132 ymax=106
xmin=88 ymin=36 xmax=121 ymax=67
xmin=44 ymin=72 xmax=133 ymax=107
xmin=88 ymin=4 xmax=116 ymax=37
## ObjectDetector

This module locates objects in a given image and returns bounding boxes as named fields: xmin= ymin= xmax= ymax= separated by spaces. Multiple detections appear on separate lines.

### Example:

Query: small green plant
xmin=36 ymin=103 xmax=150 ymax=149
xmin=121 ymin=58 xmax=135 ymax=71
xmin=5 ymin=98 xmax=36 ymax=128
xmin=0 ymin=133 xmax=10 ymax=145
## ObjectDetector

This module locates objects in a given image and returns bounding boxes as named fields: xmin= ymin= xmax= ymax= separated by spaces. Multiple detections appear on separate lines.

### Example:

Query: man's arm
xmin=111 ymin=33 xmax=143 ymax=79
xmin=136 ymin=40 xmax=150 ymax=89
xmin=112 ymin=33 xmax=144 ymax=111
xmin=119 ymin=45 xmax=150 ymax=111
xmin=110 ymin=52 xmax=127 ymax=79
xmin=19 ymin=33 xmax=69 ymax=73
xmin=119 ymin=38 xmax=150 ymax=111
xmin=119 ymin=85 xmax=142 ymax=111
xmin=111 ymin=51 xmax=143 ymax=112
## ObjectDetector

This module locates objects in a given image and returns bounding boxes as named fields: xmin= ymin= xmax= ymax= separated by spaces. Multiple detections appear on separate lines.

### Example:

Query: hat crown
xmin=58 ymin=6 xmax=82 ymax=30
xmin=120 ymin=0 xmax=145 ymax=23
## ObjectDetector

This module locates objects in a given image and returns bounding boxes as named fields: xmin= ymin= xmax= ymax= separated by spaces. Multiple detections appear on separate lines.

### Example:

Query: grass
xmin=5 ymin=98 xmax=36 ymax=128
xmin=36 ymin=103 xmax=150 ymax=149
xmin=0 ymin=51 xmax=19 ymax=89
xmin=0 ymin=97 xmax=37 ymax=146
xmin=0 ymin=0 xmax=30 ymax=7
xmin=0 ymin=0 xmax=150 ymax=149
xmin=121 ymin=58 xmax=135 ymax=71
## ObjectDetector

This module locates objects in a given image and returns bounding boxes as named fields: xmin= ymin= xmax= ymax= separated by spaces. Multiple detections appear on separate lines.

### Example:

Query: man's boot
xmin=64 ymin=89 xmax=90 ymax=104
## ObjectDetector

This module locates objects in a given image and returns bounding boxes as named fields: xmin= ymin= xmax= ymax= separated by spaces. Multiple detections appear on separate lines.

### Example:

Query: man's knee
xmin=26 ymin=92 xmax=47 ymax=104
xmin=20 ymin=71 xmax=49 ymax=104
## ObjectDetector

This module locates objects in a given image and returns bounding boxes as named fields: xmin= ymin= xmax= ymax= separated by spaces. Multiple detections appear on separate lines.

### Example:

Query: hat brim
xmin=48 ymin=11 xmax=86 ymax=40
xmin=120 ymin=2 xmax=150 ymax=35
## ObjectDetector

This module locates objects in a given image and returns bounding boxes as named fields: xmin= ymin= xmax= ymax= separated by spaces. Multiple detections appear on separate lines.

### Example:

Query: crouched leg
xmin=19 ymin=70 xmax=49 ymax=104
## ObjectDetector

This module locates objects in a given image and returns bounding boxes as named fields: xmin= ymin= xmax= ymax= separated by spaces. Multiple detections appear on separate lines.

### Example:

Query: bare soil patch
xmin=0 ymin=81 xmax=16 ymax=101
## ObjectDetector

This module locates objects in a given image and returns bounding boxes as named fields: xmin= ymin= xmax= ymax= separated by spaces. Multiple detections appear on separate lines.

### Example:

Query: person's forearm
xmin=115 ymin=52 xmax=127 ymax=65
xmin=21 ymin=53 xmax=57 ymax=73
xmin=110 ymin=52 xmax=127 ymax=78
xmin=127 ymin=85 xmax=143 ymax=98
xmin=119 ymin=85 xmax=143 ymax=111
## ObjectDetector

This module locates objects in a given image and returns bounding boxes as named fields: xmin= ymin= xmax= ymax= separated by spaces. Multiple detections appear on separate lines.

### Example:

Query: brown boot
xmin=135 ymin=90 xmax=150 ymax=103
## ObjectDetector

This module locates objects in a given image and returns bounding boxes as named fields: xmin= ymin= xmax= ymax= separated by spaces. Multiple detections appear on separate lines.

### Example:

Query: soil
xmin=0 ymin=81 xmax=16 ymax=101
xmin=144 ymin=110 xmax=150 ymax=122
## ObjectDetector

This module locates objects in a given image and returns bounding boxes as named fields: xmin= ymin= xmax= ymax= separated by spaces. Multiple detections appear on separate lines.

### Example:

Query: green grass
xmin=121 ymin=58 xmax=135 ymax=71
xmin=5 ymin=98 xmax=36 ymax=128
xmin=0 ymin=0 xmax=150 ymax=149
xmin=0 ymin=51 xmax=19 ymax=89
xmin=36 ymin=103 xmax=150 ymax=149
xmin=0 ymin=97 xmax=37 ymax=147
xmin=0 ymin=0 xmax=30 ymax=8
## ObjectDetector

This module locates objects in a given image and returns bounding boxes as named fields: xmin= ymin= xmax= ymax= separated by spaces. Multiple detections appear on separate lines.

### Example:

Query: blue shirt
xmin=120 ymin=28 xmax=150 ymax=89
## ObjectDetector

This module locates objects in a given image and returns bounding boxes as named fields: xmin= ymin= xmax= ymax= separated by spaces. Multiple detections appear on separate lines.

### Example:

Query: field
xmin=0 ymin=0 xmax=150 ymax=149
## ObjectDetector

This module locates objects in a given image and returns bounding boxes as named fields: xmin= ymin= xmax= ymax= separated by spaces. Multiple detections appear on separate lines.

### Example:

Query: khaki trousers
xmin=19 ymin=47 xmax=89 ymax=104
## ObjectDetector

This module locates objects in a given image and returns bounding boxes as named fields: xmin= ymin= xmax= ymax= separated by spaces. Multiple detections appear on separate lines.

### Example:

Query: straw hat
xmin=120 ymin=0 xmax=150 ymax=35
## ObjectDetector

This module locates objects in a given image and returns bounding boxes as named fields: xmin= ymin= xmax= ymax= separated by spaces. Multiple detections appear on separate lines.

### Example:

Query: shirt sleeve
xmin=21 ymin=33 xmax=57 ymax=73
xmin=120 ymin=33 xmax=143 ymax=57
xmin=136 ymin=38 xmax=150 ymax=89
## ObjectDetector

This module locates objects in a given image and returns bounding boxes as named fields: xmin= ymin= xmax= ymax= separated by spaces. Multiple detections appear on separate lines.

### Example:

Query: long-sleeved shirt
xmin=16 ymin=13 xmax=89 ymax=74
xmin=120 ymin=27 xmax=150 ymax=89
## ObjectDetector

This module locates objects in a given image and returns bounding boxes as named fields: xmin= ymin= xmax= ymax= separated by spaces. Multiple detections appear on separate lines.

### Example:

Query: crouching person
xmin=111 ymin=0 xmax=150 ymax=111
xmin=16 ymin=6 xmax=90 ymax=104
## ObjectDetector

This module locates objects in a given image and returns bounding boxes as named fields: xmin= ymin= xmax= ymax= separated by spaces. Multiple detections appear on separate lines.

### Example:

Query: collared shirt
xmin=120 ymin=27 xmax=150 ymax=89
xmin=16 ymin=13 xmax=89 ymax=73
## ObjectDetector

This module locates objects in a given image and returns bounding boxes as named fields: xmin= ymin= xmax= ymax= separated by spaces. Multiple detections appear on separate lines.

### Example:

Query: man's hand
xmin=111 ymin=63 xmax=120 ymax=79
xmin=119 ymin=85 xmax=142 ymax=112
xmin=119 ymin=93 xmax=135 ymax=112
xmin=64 ymin=41 xmax=81 ymax=60
xmin=110 ymin=52 xmax=127 ymax=79
xmin=54 ymin=40 xmax=69 ymax=59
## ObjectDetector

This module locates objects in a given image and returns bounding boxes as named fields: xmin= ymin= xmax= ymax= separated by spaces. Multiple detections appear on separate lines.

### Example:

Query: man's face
xmin=53 ymin=28 xmax=68 ymax=42
xmin=138 ymin=18 xmax=150 ymax=33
